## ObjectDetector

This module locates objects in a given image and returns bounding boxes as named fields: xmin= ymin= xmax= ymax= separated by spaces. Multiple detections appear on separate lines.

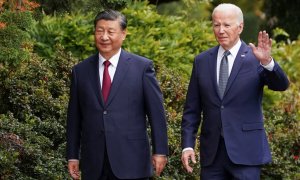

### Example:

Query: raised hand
xmin=249 ymin=31 xmax=272 ymax=65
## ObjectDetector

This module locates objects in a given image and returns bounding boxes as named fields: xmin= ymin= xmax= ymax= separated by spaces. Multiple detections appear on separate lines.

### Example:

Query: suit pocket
xmin=127 ymin=132 xmax=147 ymax=140
xmin=242 ymin=122 xmax=264 ymax=131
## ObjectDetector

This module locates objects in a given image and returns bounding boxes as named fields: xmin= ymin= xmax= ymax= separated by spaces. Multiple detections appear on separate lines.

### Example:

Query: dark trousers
xmin=201 ymin=137 xmax=261 ymax=180
xmin=100 ymin=148 xmax=149 ymax=180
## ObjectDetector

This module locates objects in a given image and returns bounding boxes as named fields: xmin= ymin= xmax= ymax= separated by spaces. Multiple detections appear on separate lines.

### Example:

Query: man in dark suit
xmin=67 ymin=9 xmax=168 ymax=180
xmin=181 ymin=3 xmax=289 ymax=179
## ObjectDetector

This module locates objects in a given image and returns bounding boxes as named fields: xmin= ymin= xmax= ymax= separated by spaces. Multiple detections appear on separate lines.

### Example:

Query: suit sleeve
xmin=261 ymin=60 xmax=289 ymax=91
xmin=181 ymin=59 xmax=202 ymax=149
xmin=66 ymin=67 xmax=82 ymax=160
xmin=143 ymin=61 xmax=169 ymax=155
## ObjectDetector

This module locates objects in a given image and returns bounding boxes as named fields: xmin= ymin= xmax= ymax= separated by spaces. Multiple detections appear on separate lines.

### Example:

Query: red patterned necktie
xmin=102 ymin=60 xmax=111 ymax=103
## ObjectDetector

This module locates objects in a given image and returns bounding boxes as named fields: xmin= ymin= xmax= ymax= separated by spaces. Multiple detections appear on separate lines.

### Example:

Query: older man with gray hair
xmin=181 ymin=3 xmax=289 ymax=179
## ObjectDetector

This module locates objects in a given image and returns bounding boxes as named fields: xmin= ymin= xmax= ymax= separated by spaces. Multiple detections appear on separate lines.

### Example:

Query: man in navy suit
xmin=67 ymin=9 xmax=168 ymax=180
xmin=181 ymin=3 xmax=289 ymax=179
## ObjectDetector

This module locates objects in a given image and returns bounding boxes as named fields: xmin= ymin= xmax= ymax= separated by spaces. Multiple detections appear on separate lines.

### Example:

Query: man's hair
xmin=212 ymin=3 xmax=244 ymax=24
xmin=94 ymin=9 xmax=127 ymax=30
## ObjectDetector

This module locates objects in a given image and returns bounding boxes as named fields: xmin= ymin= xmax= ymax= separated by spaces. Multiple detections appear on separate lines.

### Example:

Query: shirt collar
xmin=218 ymin=39 xmax=241 ymax=58
xmin=98 ymin=48 xmax=122 ymax=67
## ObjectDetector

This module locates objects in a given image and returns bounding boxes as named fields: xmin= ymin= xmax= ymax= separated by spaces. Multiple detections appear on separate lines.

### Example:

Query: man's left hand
xmin=249 ymin=30 xmax=272 ymax=65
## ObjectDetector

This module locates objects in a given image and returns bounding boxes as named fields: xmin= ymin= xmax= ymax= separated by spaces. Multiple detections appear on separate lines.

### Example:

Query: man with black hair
xmin=67 ymin=9 xmax=168 ymax=180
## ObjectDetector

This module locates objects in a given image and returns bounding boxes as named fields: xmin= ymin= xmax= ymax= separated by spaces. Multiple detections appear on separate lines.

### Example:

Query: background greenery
xmin=0 ymin=0 xmax=299 ymax=179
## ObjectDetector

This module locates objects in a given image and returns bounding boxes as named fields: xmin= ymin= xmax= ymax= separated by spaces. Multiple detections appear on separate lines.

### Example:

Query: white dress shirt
xmin=98 ymin=48 xmax=121 ymax=88
xmin=216 ymin=40 xmax=241 ymax=85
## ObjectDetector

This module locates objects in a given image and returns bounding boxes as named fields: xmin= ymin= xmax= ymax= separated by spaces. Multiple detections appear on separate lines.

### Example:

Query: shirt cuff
xmin=153 ymin=154 xmax=166 ymax=157
xmin=68 ymin=159 xmax=79 ymax=162
xmin=261 ymin=58 xmax=275 ymax=71
xmin=182 ymin=147 xmax=194 ymax=153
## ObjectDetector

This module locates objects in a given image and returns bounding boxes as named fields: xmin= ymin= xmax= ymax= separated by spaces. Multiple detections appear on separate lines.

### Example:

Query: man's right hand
xmin=68 ymin=160 xmax=80 ymax=179
xmin=181 ymin=149 xmax=196 ymax=173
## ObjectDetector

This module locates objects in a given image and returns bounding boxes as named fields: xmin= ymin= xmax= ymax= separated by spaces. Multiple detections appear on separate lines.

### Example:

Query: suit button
xmin=103 ymin=111 xmax=107 ymax=115
xmin=221 ymin=106 xmax=224 ymax=109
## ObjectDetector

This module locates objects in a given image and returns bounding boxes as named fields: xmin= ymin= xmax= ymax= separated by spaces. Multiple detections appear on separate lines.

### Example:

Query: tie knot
xmin=224 ymin=50 xmax=230 ymax=57
xmin=103 ymin=60 xmax=111 ymax=67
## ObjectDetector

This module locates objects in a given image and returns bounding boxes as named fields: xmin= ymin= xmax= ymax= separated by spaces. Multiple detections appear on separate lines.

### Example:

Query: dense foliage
xmin=263 ymin=0 xmax=300 ymax=41
xmin=30 ymin=12 xmax=96 ymax=60
xmin=0 ymin=0 xmax=299 ymax=179
xmin=261 ymin=35 xmax=300 ymax=179
xmin=33 ymin=0 xmax=129 ymax=14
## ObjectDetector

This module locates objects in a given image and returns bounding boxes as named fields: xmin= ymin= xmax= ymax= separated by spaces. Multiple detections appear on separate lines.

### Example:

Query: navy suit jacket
xmin=181 ymin=42 xmax=289 ymax=167
xmin=67 ymin=50 xmax=168 ymax=179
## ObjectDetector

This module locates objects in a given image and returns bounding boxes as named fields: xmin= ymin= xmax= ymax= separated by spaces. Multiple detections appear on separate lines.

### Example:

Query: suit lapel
xmin=105 ymin=50 xmax=130 ymax=106
xmin=88 ymin=54 xmax=105 ymax=107
xmin=223 ymin=42 xmax=249 ymax=97
xmin=208 ymin=46 xmax=221 ymax=98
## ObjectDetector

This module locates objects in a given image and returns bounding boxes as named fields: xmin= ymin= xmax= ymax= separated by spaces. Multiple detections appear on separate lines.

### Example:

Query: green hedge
xmin=0 ymin=45 xmax=78 ymax=179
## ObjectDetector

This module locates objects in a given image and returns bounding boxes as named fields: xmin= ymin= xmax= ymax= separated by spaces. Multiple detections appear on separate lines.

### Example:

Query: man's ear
xmin=238 ymin=22 xmax=244 ymax=35
xmin=122 ymin=29 xmax=127 ymax=40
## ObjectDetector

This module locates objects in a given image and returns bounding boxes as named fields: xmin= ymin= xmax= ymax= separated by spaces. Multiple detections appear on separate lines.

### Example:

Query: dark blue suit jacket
xmin=67 ymin=50 xmax=168 ymax=179
xmin=181 ymin=42 xmax=289 ymax=167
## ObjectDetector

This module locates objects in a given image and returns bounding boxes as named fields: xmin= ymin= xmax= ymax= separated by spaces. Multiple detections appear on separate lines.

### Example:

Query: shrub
xmin=262 ymin=83 xmax=300 ymax=179
xmin=156 ymin=65 xmax=200 ymax=179
xmin=260 ymin=30 xmax=300 ymax=179
xmin=30 ymin=12 xmax=96 ymax=60
xmin=0 ymin=10 xmax=33 ymax=66
xmin=0 ymin=45 xmax=78 ymax=179
xmin=122 ymin=1 xmax=216 ymax=75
